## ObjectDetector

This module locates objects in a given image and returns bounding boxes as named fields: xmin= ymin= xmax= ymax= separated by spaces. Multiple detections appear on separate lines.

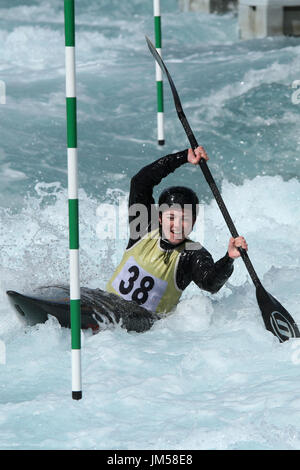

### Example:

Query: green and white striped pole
xmin=153 ymin=0 xmax=165 ymax=145
xmin=64 ymin=0 xmax=82 ymax=400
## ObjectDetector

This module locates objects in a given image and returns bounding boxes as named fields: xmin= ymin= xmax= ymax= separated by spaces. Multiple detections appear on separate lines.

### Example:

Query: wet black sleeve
xmin=127 ymin=149 xmax=188 ymax=248
xmin=177 ymin=247 xmax=234 ymax=294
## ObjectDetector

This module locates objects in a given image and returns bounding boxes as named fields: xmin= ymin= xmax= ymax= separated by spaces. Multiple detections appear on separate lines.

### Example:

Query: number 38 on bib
xmin=111 ymin=256 xmax=168 ymax=312
xmin=106 ymin=229 xmax=187 ymax=314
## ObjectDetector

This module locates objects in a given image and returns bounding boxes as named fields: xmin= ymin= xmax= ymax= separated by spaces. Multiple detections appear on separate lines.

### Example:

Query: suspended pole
xmin=64 ymin=0 xmax=82 ymax=400
xmin=153 ymin=0 xmax=165 ymax=145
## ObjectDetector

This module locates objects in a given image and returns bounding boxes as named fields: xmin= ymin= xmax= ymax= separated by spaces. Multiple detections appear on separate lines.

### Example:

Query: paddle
xmin=146 ymin=36 xmax=299 ymax=343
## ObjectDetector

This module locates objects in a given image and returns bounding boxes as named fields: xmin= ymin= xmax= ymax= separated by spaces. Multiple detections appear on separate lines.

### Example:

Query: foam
xmin=1 ymin=0 xmax=300 ymax=450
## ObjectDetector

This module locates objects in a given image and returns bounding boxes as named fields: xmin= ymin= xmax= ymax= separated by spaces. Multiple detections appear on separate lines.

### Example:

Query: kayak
xmin=6 ymin=286 xmax=158 ymax=333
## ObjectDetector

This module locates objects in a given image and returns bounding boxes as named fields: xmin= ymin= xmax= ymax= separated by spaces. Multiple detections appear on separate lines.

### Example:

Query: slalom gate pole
xmin=64 ymin=0 xmax=82 ymax=400
xmin=153 ymin=0 xmax=165 ymax=145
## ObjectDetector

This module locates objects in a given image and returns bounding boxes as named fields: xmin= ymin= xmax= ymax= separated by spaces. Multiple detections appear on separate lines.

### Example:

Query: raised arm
xmin=127 ymin=149 xmax=188 ymax=248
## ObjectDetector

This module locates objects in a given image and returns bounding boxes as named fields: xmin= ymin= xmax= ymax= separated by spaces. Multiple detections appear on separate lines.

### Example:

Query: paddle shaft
xmin=179 ymin=108 xmax=262 ymax=288
xmin=146 ymin=36 xmax=300 ymax=342
xmin=146 ymin=37 xmax=262 ymax=288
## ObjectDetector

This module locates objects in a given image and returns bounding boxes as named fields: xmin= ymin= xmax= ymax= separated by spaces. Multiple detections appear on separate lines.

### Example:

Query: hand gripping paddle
xmin=146 ymin=36 xmax=299 ymax=342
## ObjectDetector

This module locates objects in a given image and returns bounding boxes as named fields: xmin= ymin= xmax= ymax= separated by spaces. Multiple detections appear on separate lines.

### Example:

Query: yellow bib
xmin=106 ymin=229 xmax=189 ymax=314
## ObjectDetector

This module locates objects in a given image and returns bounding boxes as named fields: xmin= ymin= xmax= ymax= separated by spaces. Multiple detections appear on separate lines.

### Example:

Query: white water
xmin=1 ymin=0 xmax=300 ymax=450
xmin=1 ymin=175 xmax=300 ymax=450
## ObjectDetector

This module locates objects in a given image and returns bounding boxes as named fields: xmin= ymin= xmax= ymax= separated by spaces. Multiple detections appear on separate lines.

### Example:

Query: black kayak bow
xmin=146 ymin=36 xmax=299 ymax=342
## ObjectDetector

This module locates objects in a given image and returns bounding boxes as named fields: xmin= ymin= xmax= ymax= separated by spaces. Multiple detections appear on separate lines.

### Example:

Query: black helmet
xmin=158 ymin=186 xmax=199 ymax=220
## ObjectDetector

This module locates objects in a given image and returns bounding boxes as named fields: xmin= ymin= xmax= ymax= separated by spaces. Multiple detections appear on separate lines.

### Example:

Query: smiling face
xmin=159 ymin=207 xmax=194 ymax=245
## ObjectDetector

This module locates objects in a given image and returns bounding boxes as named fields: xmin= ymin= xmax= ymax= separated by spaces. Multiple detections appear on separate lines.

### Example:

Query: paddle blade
xmin=145 ymin=36 xmax=198 ymax=149
xmin=256 ymin=285 xmax=300 ymax=342
xmin=145 ymin=36 xmax=183 ymax=113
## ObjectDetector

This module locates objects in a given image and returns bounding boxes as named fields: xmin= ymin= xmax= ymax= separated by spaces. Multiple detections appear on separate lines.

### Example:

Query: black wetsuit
xmin=16 ymin=150 xmax=233 ymax=332
xmin=128 ymin=148 xmax=234 ymax=294
xmin=97 ymin=149 xmax=234 ymax=333
xmin=7 ymin=152 xmax=235 ymax=334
